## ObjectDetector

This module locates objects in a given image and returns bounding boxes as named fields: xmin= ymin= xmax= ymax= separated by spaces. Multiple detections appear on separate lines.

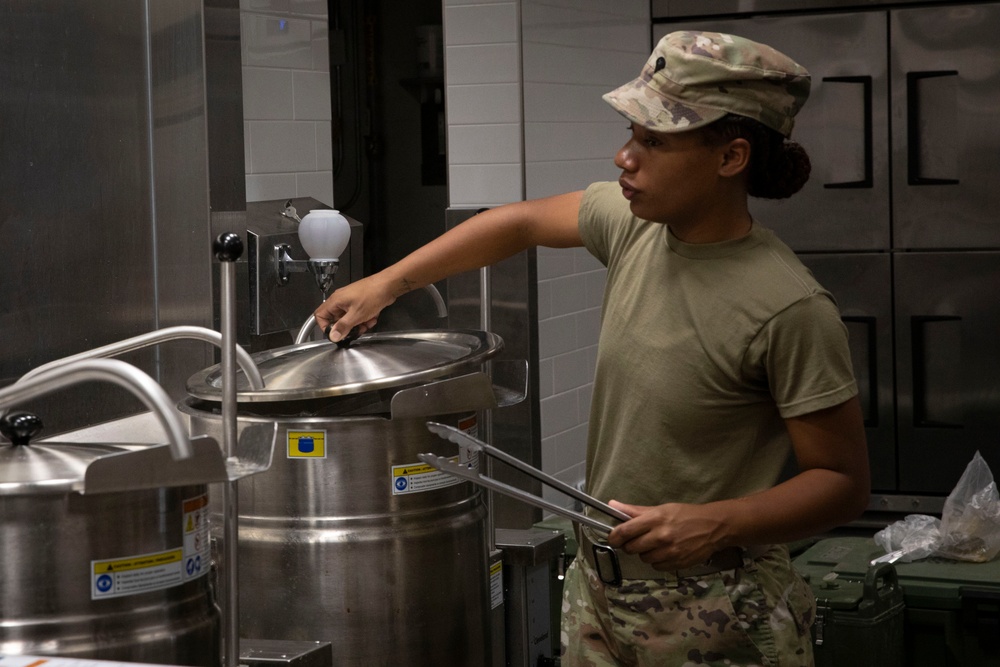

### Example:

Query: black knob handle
xmin=0 ymin=412 xmax=44 ymax=446
xmin=214 ymin=232 xmax=244 ymax=263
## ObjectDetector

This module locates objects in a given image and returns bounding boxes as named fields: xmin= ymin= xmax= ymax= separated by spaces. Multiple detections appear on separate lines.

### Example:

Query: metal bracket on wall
xmin=868 ymin=494 xmax=945 ymax=514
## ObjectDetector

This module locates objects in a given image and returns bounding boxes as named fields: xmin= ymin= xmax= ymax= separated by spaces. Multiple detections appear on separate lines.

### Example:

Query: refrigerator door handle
xmin=822 ymin=75 xmax=874 ymax=189
xmin=906 ymin=70 xmax=961 ymax=186
xmin=910 ymin=315 xmax=964 ymax=429
xmin=843 ymin=315 xmax=879 ymax=427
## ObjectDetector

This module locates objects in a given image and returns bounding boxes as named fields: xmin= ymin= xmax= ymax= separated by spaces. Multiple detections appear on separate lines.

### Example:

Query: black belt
xmin=581 ymin=529 xmax=772 ymax=585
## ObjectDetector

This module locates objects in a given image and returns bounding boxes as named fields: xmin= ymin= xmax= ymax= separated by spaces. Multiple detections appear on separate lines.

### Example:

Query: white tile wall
xmin=446 ymin=3 xmax=519 ymax=44
xmin=445 ymin=1 xmax=524 ymax=207
xmin=241 ymin=2 xmax=333 ymax=206
xmin=449 ymin=124 xmax=523 ymax=164
xmin=444 ymin=0 xmax=650 ymax=512
xmin=446 ymin=83 xmax=522 ymax=125
xmin=527 ymin=1 xmax=649 ymax=507
xmin=448 ymin=163 xmax=523 ymax=207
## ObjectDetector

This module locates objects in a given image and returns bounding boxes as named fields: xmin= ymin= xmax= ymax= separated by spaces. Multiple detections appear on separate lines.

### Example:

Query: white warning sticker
xmin=490 ymin=559 xmax=504 ymax=609
xmin=391 ymin=458 xmax=463 ymax=495
xmin=91 ymin=548 xmax=183 ymax=599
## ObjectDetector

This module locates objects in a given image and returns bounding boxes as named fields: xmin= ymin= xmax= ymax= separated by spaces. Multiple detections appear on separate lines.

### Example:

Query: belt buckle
xmin=592 ymin=543 xmax=622 ymax=586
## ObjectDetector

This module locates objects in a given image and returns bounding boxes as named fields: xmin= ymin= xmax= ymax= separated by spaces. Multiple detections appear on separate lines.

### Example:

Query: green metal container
xmin=793 ymin=537 xmax=905 ymax=667
xmin=879 ymin=546 xmax=1000 ymax=666
xmin=795 ymin=536 xmax=1000 ymax=667
xmin=534 ymin=515 xmax=578 ymax=560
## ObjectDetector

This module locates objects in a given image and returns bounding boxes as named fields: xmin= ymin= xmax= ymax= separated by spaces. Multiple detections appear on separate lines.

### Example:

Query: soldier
xmin=315 ymin=31 xmax=869 ymax=667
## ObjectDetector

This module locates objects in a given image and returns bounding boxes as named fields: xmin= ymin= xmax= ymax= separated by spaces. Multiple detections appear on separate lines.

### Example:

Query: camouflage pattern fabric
xmin=560 ymin=546 xmax=816 ymax=667
xmin=603 ymin=31 xmax=810 ymax=138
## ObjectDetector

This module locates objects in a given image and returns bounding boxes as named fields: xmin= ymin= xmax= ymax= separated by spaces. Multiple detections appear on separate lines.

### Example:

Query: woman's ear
xmin=718 ymin=138 xmax=751 ymax=178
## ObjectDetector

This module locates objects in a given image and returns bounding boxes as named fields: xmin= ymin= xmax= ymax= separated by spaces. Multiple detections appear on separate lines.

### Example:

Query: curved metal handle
xmin=295 ymin=314 xmax=320 ymax=344
xmin=296 ymin=285 xmax=447 ymax=345
xmin=0 ymin=358 xmax=192 ymax=460
xmin=13 ymin=325 xmax=265 ymax=390
xmin=843 ymin=315 xmax=879 ymax=428
xmin=823 ymin=75 xmax=874 ymax=189
xmin=906 ymin=70 xmax=960 ymax=186
xmin=911 ymin=315 xmax=963 ymax=428
xmin=424 ymin=282 xmax=448 ymax=318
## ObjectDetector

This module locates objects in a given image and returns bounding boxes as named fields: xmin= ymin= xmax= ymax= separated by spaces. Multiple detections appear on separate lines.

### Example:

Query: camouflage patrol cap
xmin=603 ymin=31 xmax=810 ymax=137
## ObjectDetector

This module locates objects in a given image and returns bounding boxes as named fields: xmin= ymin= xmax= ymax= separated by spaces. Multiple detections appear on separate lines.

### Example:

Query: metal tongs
xmin=421 ymin=421 xmax=630 ymax=535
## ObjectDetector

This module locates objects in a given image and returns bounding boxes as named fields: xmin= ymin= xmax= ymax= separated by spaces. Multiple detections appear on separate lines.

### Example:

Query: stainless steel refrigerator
xmin=655 ymin=2 xmax=1000 ymax=506
xmin=0 ymin=0 xmax=216 ymax=433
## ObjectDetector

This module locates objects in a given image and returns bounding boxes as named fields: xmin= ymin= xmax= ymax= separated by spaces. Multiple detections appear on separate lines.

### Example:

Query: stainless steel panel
xmin=240 ymin=640 xmax=333 ymax=667
xmin=150 ymin=0 xmax=215 ymax=401
xmin=205 ymin=0 xmax=247 ymax=214
xmin=891 ymin=4 xmax=1000 ymax=249
xmin=800 ymin=253 xmax=896 ymax=491
xmin=446 ymin=208 xmax=542 ymax=531
xmin=894 ymin=252 xmax=1000 ymax=493
xmin=1 ymin=0 xmax=155 ymax=431
xmin=0 ymin=0 xmax=213 ymax=433
xmin=488 ymin=549 xmax=507 ymax=667
xmin=657 ymin=12 xmax=890 ymax=251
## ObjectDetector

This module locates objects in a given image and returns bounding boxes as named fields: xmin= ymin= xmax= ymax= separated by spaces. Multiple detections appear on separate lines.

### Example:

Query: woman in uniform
xmin=315 ymin=31 xmax=869 ymax=667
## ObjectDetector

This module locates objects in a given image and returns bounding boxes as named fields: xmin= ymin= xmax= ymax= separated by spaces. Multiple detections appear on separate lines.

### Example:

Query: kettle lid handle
xmin=0 ymin=411 xmax=43 ymax=446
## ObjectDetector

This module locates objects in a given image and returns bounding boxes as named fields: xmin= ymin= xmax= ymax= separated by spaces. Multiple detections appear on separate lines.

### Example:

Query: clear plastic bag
xmin=874 ymin=513 xmax=941 ymax=563
xmin=874 ymin=451 xmax=1000 ymax=563
xmin=936 ymin=451 xmax=1000 ymax=562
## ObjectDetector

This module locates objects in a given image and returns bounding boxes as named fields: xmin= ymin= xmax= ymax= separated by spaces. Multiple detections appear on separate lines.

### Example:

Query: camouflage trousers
xmin=560 ymin=546 xmax=816 ymax=667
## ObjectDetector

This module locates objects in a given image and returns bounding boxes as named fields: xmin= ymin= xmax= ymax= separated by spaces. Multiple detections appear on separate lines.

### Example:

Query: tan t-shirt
xmin=579 ymin=181 xmax=858 ymax=513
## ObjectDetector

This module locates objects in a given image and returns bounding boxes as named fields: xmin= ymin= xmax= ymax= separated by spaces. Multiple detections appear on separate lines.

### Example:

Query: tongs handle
xmin=417 ymin=453 xmax=616 ymax=535
xmin=425 ymin=422 xmax=631 ymax=524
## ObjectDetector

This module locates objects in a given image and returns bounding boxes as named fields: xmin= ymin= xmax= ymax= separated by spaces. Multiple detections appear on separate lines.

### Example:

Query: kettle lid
xmin=0 ymin=439 xmax=123 ymax=494
xmin=185 ymin=329 xmax=503 ymax=403
xmin=0 ymin=412 xmax=230 ymax=495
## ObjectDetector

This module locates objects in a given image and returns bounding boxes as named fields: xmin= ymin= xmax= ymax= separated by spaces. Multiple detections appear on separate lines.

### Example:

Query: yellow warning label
xmin=183 ymin=494 xmax=208 ymax=513
xmin=288 ymin=430 xmax=326 ymax=458
xmin=391 ymin=462 xmax=437 ymax=477
xmin=93 ymin=549 xmax=182 ymax=575
xmin=458 ymin=414 xmax=478 ymax=433
xmin=489 ymin=558 xmax=504 ymax=609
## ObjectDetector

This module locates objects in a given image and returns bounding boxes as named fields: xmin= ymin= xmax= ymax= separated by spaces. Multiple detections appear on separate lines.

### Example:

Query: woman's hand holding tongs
xmin=605 ymin=499 xmax=729 ymax=571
